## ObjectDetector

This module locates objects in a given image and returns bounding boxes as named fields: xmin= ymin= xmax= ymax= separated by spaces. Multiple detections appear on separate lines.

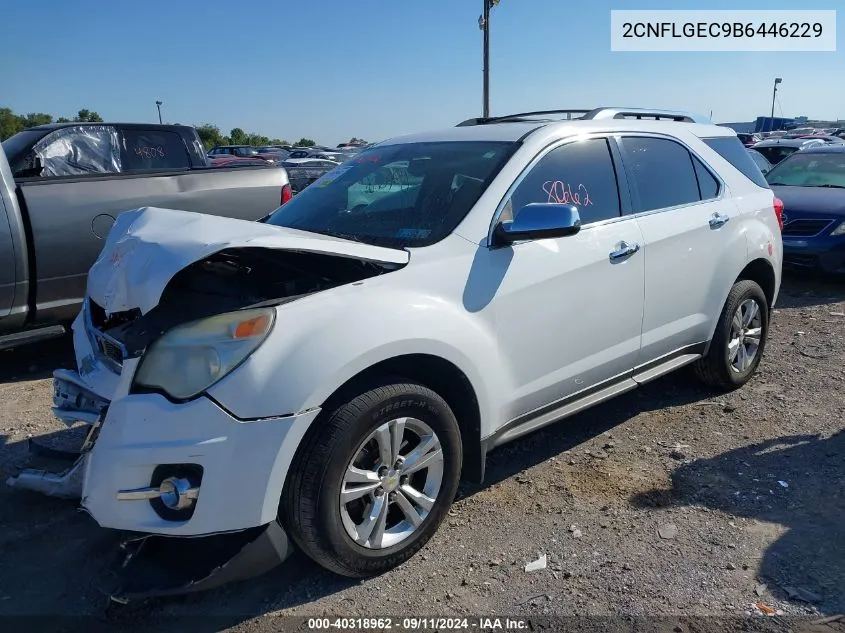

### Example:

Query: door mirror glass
xmin=493 ymin=203 xmax=581 ymax=245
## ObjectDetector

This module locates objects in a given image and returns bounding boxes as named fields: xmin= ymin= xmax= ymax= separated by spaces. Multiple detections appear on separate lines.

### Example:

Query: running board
xmin=0 ymin=325 xmax=66 ymax=350
xmin=487 ymin=348 xmax=704 ymax=450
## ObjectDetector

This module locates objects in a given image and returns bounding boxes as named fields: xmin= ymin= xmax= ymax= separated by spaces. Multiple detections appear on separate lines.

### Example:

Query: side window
xmin=692 ymin=156 xmax=720 ymax=200
xmin=32 ymin=126 xmax=121 ymax=177
xmin=122 ymin=129 xmax=191 ymax=170
xmin=702 ymin=136 xmax=770 ymax=188
xmin=621 ymin=137 xmax=700 ymax=212
xmin=506 ymin=138 xmax=621 ymax=224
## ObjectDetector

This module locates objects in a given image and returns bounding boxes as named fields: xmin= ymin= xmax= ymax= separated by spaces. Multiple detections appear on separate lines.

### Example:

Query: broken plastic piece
xmin=107 ymin=520 xmax=292 ymax=603
xmin=6 ymin=455 xmax=87 ymax=499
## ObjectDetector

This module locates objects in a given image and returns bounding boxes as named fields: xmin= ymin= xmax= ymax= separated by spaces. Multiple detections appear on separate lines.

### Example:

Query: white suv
xmin=11 ymin=108 xmax=783 ymax=591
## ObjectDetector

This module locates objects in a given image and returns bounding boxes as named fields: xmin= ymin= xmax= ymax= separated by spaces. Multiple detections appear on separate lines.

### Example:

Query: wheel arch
xmin=315 ymin=354 xmax=486 ymax=484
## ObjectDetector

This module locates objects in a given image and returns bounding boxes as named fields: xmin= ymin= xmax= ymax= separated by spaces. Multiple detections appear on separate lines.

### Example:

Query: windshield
xmin=266 ymin=140 xmax=516 ymax=248
xmin=766 ymin=152 xmax=845 ymax=187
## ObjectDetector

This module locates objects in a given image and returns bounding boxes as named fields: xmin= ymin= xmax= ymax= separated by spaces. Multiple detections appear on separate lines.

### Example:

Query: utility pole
xmin=479 ymin=0 xmax=500 ymax=119
xmin=770 ymin=78 xmax=782 ymax=131
xmin=155 ymin=100 xmax=163 ymax=124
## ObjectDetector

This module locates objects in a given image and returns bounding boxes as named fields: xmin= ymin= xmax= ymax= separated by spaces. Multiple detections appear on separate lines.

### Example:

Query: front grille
xmin=782 ymin=219 xmax=834 ymax=237
xmin=85 ymin=299 xmax=133 ymax=371
xmin=96 ymin=335 xmax=125 ymax=366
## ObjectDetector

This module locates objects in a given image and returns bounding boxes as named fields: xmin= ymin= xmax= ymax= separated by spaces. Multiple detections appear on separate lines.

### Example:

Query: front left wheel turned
xmin=280 ymin=381 xmax=462 ymax=577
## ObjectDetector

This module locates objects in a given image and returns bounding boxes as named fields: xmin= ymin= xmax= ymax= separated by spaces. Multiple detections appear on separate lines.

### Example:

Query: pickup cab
xmin=0 ymin=122 xmax=290 ymax=349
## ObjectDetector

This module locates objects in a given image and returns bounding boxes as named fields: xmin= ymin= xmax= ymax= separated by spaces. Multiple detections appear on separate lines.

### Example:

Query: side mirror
xmin=493 ymin=203 xmax=581 ymax=246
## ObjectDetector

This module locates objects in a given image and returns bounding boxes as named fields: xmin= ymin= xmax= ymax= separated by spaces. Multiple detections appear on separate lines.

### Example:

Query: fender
xmin=206 ymin=271 xmax=506 ymax=437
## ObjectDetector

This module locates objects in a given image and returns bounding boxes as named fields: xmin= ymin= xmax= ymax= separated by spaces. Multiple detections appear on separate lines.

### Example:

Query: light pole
xmin=479 ymin=0 xmax=500 ymax=119
xmin=155 ymin=100 xmax=163 ymax=124
xmin=770 ymin=78 xmax=782 ymax=131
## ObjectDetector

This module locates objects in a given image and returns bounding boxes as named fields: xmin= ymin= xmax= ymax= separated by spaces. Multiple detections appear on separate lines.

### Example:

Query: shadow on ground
xmin=631 ymin=431 xmax=845 ymax=616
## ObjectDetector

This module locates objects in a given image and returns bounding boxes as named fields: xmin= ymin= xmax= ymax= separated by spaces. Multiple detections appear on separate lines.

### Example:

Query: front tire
xmin=281 ymin=381 xmax=462 ymax=577
xmin=694 ymin=279 xmax=769 ymax=390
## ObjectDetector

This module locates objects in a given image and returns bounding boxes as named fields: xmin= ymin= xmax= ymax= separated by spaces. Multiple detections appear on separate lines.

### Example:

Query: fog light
xmin=159 ymin=477 xmax=199 ymax=510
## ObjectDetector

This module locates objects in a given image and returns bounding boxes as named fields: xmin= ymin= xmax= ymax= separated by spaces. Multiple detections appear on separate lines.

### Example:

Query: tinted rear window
xmin=122 ymin=129 xmax=191 ymax=170
xmin=702 ymin=136 xmax=769 ymax=188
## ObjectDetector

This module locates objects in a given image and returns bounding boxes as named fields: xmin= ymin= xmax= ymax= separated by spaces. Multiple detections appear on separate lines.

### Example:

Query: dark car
xmin=751 ymin=138 xmax=826 ymax=166
xmin=766 ymin=145 xmax=845 ymax=275
xmin=747 ymin=148 xmax=774 ymax=175
xmin=736 ymin=133 xmax=762 ymax=148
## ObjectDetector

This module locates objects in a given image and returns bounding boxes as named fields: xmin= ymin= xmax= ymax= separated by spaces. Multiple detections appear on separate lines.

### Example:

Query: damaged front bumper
xmin=7 ymin=342 xmax=316 ymax=601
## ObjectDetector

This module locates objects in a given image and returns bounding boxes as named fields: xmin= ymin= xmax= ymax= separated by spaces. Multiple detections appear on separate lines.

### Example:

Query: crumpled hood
xmin=88 ymin=207 xmax=410 ymax=314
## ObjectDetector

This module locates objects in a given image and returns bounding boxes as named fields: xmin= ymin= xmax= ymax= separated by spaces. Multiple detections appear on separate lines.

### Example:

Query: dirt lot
xmin=0 ymin=273 xmax=843 ymax=633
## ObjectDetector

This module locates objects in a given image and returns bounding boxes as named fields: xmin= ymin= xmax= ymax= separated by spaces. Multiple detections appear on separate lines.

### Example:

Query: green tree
xmin=56 ymin=117 xmax=71 ymax=123
xmin=195 ymin=123 xmax=224 ymax=150
xmin=74 ymin=109 xmax=103 ymax=123
xmin=0 ymin=107 xmax=24 ymax=140
xmin=296 ymin=138 xmax=316 ymax=147
xmin=230 ymin=127 xmax=247 ymax=145
xmin=22 ymin=112 xmax=53 ymax=128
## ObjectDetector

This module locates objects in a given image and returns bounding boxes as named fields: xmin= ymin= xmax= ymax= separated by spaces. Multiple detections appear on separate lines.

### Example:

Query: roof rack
xmin=456 ymin=107 xmax=711 ymax=127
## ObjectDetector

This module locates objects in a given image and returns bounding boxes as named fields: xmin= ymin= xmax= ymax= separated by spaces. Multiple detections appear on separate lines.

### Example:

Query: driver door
xmin=489 ymin=137 xmax=646 ymax=421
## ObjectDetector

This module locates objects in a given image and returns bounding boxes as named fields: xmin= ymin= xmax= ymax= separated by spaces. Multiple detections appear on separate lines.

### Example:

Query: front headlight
xmin=831 ymin=220 xmax=845 ymax=236
xmin=133 ymin=307 xmax=275 ymax=400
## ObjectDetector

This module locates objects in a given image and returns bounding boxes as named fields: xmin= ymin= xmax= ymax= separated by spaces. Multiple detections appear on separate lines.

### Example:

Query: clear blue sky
xmin=1 ymin=0 xmax=842 ymax=146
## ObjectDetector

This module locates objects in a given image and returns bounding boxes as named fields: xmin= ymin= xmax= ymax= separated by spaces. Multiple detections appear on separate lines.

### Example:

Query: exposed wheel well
xmin=320 ymin=354 xmax=485 ymax=483
xmin=736 ymin=258 xmax=776 ymax=309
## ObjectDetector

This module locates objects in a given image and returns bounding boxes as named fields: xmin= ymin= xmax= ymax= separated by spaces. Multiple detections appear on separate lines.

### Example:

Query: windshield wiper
xmin=808 ymin=184 xmax=845 ymax=189
xmin=325 ymin=230 xmax=365 ymax=243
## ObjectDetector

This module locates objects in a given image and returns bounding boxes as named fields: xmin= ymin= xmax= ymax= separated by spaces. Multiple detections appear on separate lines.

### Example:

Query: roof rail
xmin=456 ymin=110 xmax=592 ymax=126
xmin=583 ymin=107 xmax=710 ymax=123
xmin=456 ymin=107 xmax=710 ymax=127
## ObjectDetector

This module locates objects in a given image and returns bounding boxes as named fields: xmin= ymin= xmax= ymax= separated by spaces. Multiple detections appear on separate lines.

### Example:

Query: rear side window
xmin=121 ymin=129 xmax=191 ymax=171
xmin=507 ymin=138 xmax=622 ymax=225
xmin=692 ymin=157 xmax=720 ymax=200
xmin=702 ymin=136 xmax=769 ymax=188
xmin=620 ymin=137 xmax=700 ymax=212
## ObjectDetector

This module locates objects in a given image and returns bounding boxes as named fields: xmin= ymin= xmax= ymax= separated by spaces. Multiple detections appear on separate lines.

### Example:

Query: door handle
xmin=609 ymin=241 xmax=640 ymax=261
xmin=709 ymin=212 xmax=730 ymax=228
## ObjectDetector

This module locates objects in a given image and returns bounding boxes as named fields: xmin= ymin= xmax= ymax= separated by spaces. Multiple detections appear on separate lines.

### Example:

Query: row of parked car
xmin=738 ymin=127 xmax=845 ymax=176
xmin=206 ymin=143 xmax=372 ymax=192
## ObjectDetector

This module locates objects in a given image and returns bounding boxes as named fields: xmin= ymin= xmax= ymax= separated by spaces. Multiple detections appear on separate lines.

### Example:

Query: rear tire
xmin=281 ymin=381 xmax=462 ymax=577
xmin=694 ymin=279 xmax=769 ymax=390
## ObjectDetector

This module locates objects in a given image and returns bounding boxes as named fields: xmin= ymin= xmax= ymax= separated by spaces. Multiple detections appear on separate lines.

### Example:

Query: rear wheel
xmin=281 ymin=381 xmax=462 ymax=577
xmin=694 ymin=279 xmax=769 ymax=390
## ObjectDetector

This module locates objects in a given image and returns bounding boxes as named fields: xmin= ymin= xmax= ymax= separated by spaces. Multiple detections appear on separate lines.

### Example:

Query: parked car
xmin=765 ymin=144 xmax=845 ymax=274
xmin=0 ymin=123 xmax=290 ymax=349
xmin=736 ymin=132 xmax=762 ymax=148
xmin=795 ymin=135 xmax=845 ymax=144
xmin=209 ymin=156 xmax=280 ymax=168
xmin=256 ymin=146 xmax=291 ymax=161
xmin=8 ymin=107 xmax=782 ymax=601
xmin=208 ymin=145 xmax=276 ymax=163
xmin=747 ymin=148 xmax=774 ymax=175
xmin=281 ymin=157 xmax=341 ymax=193
xmin=751 ymin=138 xmax=826 ymax=166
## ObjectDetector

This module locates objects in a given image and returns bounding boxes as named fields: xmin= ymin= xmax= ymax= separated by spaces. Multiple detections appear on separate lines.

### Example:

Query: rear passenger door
xmin=618 ymin=135 xmax=746 ymax=366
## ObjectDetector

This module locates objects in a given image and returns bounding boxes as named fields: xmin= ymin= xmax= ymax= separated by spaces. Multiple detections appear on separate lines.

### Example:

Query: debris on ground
xmin=658 ymin=523 xmax=678 ymax=540
xmin=524 ymin=554 xmax=547 ymax=573
xmin=784 ymin=586 xmax=822 ymax=603
xmin=754 ymin=583 xmax=768 ymax=597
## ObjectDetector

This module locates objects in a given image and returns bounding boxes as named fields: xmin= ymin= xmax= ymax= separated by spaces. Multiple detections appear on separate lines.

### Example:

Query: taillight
xmin=773 ymin=197 xmax=784 ymax=231
xmin=281 ymin=183 xmax=292 ymax=205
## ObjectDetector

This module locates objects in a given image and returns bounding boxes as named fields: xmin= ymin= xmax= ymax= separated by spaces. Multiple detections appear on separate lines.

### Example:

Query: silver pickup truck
xmin=0 ymin=122 xmax=290 ymax=349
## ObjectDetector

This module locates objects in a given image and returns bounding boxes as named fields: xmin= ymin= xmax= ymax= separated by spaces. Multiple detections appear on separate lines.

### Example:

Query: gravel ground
xmin=0 ymin=273 xmax=843 ymax=633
